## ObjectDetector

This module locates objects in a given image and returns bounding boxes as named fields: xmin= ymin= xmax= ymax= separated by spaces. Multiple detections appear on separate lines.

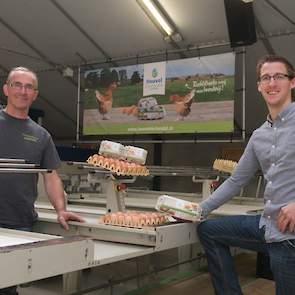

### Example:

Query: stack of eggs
xmin=87 ymin=140 xmax=149 ymax=176
xmin=101 ymin=211 xmax=168 ymax=228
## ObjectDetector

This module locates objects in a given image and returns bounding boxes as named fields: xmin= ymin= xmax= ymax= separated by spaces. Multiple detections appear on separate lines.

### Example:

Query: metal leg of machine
xmin=63 ymin=270 xmax=83 ymax=294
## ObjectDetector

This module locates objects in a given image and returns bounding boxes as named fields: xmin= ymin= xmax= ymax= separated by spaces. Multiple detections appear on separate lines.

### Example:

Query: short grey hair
xmin=7 ymin=66 xmax=38 ymax=89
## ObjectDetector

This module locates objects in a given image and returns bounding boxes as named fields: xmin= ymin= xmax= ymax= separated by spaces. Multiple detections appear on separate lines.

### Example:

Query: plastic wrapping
xmin=99 ymin=140 xmax=124 ymax=159
xmin=123 ymin=146 xmax=147 ymax=165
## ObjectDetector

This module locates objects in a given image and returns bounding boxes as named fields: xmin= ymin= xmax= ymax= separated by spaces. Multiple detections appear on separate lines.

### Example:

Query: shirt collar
xmin=266 ymin=102 xmax=295 ymax=126
xmin=279 ymin=102 xmax=295 ymax=118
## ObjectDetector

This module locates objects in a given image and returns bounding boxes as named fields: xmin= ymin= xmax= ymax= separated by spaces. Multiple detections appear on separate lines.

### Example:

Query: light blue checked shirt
xmin=201 ymin=102 xmax=295 ymax=242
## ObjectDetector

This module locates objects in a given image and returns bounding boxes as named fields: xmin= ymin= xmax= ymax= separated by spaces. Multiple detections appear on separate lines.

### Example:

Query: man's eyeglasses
xmin=259 ymin=73 xmax=292 ymax=84
xmin=8 ymin=81 xmax=37 ymax=92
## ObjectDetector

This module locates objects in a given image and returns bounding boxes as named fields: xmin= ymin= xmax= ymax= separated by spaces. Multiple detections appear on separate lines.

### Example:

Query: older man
xmin=0 ymin=67 xmax=84 ymax=295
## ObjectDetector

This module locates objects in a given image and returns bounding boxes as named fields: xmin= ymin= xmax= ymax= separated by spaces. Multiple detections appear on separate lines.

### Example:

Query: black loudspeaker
xmin=224 ymin=0 xmax=257 ymax=47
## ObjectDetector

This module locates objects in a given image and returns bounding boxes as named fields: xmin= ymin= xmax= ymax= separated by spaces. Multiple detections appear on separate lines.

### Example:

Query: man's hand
xmin=277 ymin=203 xmax=295 ymax=233
xmin=57 ymin=211 xmax=85 ymax=231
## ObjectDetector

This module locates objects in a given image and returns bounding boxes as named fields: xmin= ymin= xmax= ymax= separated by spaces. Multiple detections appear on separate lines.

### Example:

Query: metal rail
xmin=0 ymin=163 xmax=38 ymax=168
xmin=148 ymin=165 xmax=224 ymax=178
xmin=0 ymin=159 xmax=52 ymax=173
xmin=67 ymin=161 xmax=228 ymax=178
xmin=0 ymin=168 xmax=52 ymax=174
xmin=0 ymin=158 xmax=26 ymax=163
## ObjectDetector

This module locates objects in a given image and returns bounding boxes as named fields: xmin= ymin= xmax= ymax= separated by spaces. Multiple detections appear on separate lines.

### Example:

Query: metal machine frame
xmin=0 ymin=228 xmax=94 ymax=288
xmin=0 ymin=159 xmax=264 ymax=293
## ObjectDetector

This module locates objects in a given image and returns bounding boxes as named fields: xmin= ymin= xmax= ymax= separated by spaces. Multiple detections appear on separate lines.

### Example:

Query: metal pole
xmin=242 ymin=47 xmax=246 ymax=141
xmin=76 ymin=66 xmax=81 ymax=142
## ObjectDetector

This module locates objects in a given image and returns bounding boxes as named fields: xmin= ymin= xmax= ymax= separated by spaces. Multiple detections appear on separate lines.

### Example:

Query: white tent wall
xmin=0 ymin=0 xmax=294 ymax=150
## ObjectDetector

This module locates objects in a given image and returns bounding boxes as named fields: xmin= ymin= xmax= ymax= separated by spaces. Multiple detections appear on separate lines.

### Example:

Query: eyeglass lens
xmin=260 ymin=73 xmax=289 ymax=83
xmin=10 ymin=82 xmax=35 ymax=91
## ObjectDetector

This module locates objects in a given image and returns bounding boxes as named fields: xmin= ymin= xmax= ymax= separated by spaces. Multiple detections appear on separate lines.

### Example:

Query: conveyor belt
xmin=34 ymin=204 xmax=199 ymax=250
xmin=34 ymin=200 xmax=263 ymax=251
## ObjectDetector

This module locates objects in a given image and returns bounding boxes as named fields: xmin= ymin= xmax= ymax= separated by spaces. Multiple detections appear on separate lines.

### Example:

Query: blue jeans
xmin=197 ymin=215 xmax=295 ymax=295
xmin=0 ymin=224 xmax=32 ymax=295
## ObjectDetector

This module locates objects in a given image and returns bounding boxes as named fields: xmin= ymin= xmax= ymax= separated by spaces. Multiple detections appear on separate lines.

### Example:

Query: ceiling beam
xmin=254 ymin=15 xmax=275 ymax=55
xmin=0 ymin=17 xmax=59 ymax=68
xmin=0 ymin=16 xmax=79 ymax=88
xmin=264 ymin=0 xmax=295 ymax=26
xmin=49 ymin=0 xmax=118 ymax=67
xmin=0 ymin=46 xmax=45 ymax=63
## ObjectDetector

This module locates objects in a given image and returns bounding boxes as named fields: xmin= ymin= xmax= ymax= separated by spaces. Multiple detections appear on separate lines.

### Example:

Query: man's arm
xmin=200 ymin=137 xmax=260 ymax=217
xmin=42 ymin=170 xmax=84 ymax=230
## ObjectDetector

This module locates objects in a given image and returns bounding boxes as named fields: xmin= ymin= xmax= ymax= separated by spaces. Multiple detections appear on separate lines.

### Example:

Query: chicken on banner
xmin=143 ymin=62 xmax=166 ymax=96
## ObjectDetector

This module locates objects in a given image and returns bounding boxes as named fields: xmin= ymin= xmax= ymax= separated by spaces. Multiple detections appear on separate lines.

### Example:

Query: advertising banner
xmin=82 ymin=52 xmax=235 ymax=136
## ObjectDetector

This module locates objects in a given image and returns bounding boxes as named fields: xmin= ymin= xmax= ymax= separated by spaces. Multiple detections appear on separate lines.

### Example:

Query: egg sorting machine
xmin=34 ymin=161 xmax=207 ymax=250
xmin=33 ymin=161 xmax=211 ymax=293
xmin=34 ymin=160 xmax=264 ymax=250
xmin=1 ymin=158 xmax=263 ymax=293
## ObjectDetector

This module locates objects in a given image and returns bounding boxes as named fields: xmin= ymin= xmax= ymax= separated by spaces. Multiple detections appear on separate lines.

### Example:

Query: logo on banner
xmin=143 ymin=62 xmax=166 ymax=96
xmin=152 ymin=68 xmax=158 ymax=78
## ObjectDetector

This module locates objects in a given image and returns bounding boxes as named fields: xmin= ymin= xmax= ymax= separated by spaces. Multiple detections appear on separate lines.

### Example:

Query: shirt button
xmin=281 ymin=117 xmax=285 ymax=121
xmin=272 ymin=145 xmax=275 ymax=149
xmin=268 ymin=216 xmax=271 ymax=219
xmin=272 ymin=163 xmax=275 ymax=167
xmin=269 ymin=181 xmax=272 ymax=185
xmin=274 ymin=127 xmax=277 ymax=131
xmin=267 ymin=200 xmax=271 ymax=203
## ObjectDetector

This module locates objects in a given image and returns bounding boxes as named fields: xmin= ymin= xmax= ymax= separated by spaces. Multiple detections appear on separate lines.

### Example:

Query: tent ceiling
xmin=0 ymin=0 xmax=294 ymax=140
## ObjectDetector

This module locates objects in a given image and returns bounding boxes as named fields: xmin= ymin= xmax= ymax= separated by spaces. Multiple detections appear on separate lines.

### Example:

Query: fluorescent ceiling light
xmin=142 ymin=0 xmax=174 ymax=36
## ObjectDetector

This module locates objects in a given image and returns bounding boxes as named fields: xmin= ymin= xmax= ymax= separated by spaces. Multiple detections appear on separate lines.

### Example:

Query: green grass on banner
xmin=83 ymin=120 xmax=233 ymax=135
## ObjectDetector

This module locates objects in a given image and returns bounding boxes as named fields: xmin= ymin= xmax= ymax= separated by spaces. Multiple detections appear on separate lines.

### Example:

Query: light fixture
xmin=137 ymin=0 xmax=183 ymax=43
xmin=141 ymin=0 xmax=173 ymax=36
xmin=63 ymin=66 xmax=74 ymax=77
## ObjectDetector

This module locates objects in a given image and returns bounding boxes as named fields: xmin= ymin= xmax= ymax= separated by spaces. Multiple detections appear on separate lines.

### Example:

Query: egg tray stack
xmin=86 ymin=140 xmax=149 ymax=176
xmin=213 ymin=159 xmax=238 ymax=174
xmin=87 ymin=154 xmax=149 ymax=176
xmin=101 ymin=211 xmax=169 ymax=229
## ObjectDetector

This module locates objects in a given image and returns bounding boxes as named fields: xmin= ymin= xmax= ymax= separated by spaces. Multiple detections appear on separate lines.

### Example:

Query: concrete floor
xmin=17 ymin=252 xmax=275 ymax=295
xmin=137 ymin=253 xmax=275 ymax=295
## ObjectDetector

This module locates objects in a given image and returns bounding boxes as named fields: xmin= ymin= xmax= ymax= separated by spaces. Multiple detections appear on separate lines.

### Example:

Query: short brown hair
xmin=6 ymin=66 xmax=38 ymax=89
xmin=256 ymin=55 xmax=295 ymax=81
